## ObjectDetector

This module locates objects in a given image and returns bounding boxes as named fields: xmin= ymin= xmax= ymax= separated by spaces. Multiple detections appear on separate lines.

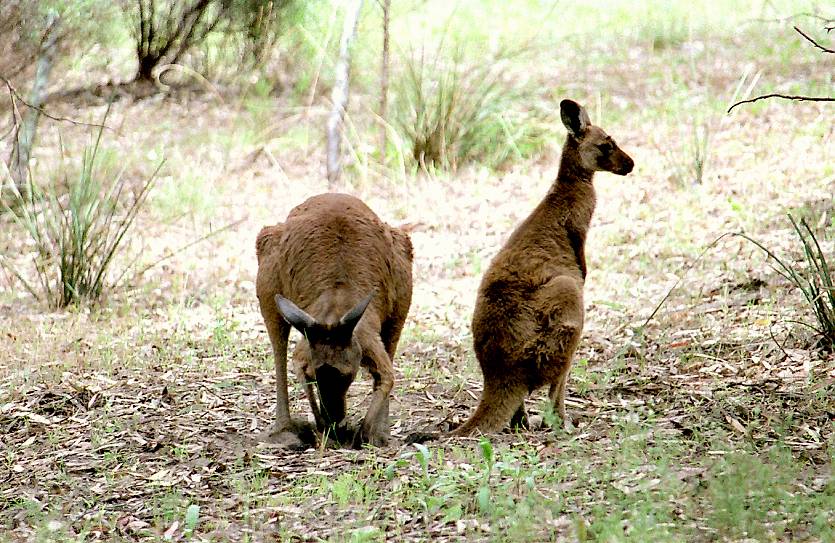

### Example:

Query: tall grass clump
xmin=1 ymin=112 xmax=162 ymax=308
xmin=391 ymin=45 xmax=550 ymax=171
xmin=661 ymin=118 xmax=711 ymax=187
xmin=738 ymin=215 xmax=834 ymax=350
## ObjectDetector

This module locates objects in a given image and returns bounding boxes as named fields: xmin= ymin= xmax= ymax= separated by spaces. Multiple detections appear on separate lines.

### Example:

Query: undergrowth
xmin=1 ymin=109 xmax=162 ymax=307
xmin=391 ymin=44 xmax=550 ymax=171
xmin=739 ymin=215 xmax=835 ymax=351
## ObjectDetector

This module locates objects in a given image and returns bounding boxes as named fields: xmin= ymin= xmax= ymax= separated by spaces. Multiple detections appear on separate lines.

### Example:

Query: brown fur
xmin=255 ymin=193 xmax=413 ymax=448
xmin=452 ymin=99 xmax=634 ymax=436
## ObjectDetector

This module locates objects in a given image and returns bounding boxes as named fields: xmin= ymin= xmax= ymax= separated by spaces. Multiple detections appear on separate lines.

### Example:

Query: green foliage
xmin=738 ymin=215 xmax=835 ymax=350
xmin=1 ymin=109 xmax=162 ymax=308
xmin=183 ymin=503 xmax=200 ymax=535
xmin=151 ymin=170 xmax=218 ymax=221
xmin=125 ymin=0 xmax=305 ymax=81
xmin=39 ymin=0 xmax=124 ymax=44
xmin=391 ymin=45 xmax=550 ymax=171
xmin=231 ymin=0 xmax=307 ymax=68
xmin=702 ymin=446 xmax=834 ymax=539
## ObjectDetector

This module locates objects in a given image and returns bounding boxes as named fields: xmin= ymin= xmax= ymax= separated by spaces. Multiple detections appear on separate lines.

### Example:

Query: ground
xmin=1 ymin=1 xmax=834 ymax=541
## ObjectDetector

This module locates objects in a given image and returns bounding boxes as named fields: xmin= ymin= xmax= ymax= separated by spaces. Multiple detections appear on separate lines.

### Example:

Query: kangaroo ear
xmin=560 ymin=99 xmax=591 ymax=137
xmin=338 ymin=291 xmax=375 ymax=334
xmin=275 ymin=294 xmax=317 ymax=333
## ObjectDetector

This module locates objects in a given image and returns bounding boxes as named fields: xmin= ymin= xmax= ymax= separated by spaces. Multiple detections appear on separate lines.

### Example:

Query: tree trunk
xmin=10 ymin=13 xmax=59 ymax=193
xmin=326 ymin=0 xmax=364 ymax=189
xmin=136 ymin=54 xmax=159 ymax=81
xmin=378 ymin=0 xmax=390 ymax=163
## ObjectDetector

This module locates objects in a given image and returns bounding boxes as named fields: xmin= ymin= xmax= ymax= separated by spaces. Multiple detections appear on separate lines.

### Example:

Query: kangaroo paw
xmin=352 ymin=423 xmax=389 ymax=448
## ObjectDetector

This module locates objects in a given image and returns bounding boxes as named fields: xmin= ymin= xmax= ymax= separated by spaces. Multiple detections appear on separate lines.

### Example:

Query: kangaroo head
xmin=560 ymin=99 xmax=634 ymax=176
xmin=275 ymin=292 xmax=374 ymax=424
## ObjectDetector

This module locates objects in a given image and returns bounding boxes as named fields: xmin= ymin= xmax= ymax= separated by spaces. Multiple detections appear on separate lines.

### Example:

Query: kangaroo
xmin=409 ymin=100 xmax=634 ymax=441
xmin=256 ymin=193 xmax=413 ymax=448
xmin=449 ymin=99 xmax=634 ymax=436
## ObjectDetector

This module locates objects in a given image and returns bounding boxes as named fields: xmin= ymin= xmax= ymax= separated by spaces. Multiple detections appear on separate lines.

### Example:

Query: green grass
xmin=151 ymin=171 xmax=219 ymax=222
xmin=246 ymin=418 xmax=832 ymax=541
xmin=703 ymin=446 xmax=835 ymax=540
xmin=737 ymin=216 xmax=835 ymax=350
xmin=2 ymin=1 xmax=833 ymax=541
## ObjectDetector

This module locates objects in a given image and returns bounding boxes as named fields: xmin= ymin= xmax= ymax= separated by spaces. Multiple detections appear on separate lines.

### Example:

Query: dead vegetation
xmin=0 ymin=1 xmax=834 ymax=541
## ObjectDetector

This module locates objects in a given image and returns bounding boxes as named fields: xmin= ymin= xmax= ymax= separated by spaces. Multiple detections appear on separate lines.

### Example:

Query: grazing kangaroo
xmin=256 ymin=193 xmax=413 ymax=448
xmin=452 ymin=99 xmax=634 ymax=436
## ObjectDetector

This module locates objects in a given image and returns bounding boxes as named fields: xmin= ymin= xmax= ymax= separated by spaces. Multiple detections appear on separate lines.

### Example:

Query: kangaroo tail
xmin=451 ymin=380 xmax=528 ymax=437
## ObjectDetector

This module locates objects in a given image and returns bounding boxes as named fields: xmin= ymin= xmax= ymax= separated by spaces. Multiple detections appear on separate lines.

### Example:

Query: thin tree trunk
xmin=10 ymin=13 xmax=60 ymax=193
xmin=378 ymin=0 xmax=390 ymax=162
xmin=326 ymin=0 xmax=364 ymax=189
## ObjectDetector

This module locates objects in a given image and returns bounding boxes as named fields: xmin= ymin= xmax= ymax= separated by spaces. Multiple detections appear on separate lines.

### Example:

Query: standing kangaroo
xmin=256 ymin=193 xmax=413 ymax=448
xmin=452 ymin=99 xmax=634 ymax=436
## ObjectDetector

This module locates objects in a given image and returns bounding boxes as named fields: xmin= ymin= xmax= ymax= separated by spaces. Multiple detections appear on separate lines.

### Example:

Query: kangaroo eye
xmin=599 ymin=143 xmax=613 ymax=154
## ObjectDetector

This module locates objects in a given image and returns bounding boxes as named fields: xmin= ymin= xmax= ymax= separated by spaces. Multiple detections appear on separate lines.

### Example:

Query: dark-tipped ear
xmin=560 ymin=99 xmax=591 ymax=137
xmin=275 ymin=294 xmax=317 ymax=332
xmin=338 ymin=291 xmax=375 ymax=334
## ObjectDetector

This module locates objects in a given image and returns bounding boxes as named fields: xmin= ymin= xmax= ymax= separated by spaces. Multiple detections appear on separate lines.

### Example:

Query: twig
xmin=793 ymin=25 xmax=835 ymax=53
xmin=0 ymin=83 xmax=22 ymax=141
xmin=133 ymin=218 xmax=245 ymax=278
xmin=640 ymin=232 xmax=738 ymax=329
xmin=153 ymin=63 xmax=225 ymax=103
xmin=726 ymin=25 xmax=834 ymax=113
xmin=768 ymin=320 xmax=793 ymax=361
xmin=744 ymin=13 xmax=834 ymax=25
xmin=0 ymin=76 xmax=112 ymax=130
xmin=727 ymin=94 xmax=835 ymax=113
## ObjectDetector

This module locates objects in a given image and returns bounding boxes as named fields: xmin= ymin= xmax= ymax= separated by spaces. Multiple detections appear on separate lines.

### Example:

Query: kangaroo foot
xmin=538 ymin=413 xmax=575 ymax=433
xmin=352 ymin=422 xmax=390 ymax=448
xmin=320 ymin=420 xmax=356 ymax=447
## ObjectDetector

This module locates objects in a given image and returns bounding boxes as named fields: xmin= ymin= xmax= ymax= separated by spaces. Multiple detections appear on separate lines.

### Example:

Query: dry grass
xmin=1 ymin=1 xmax=834 ymax=541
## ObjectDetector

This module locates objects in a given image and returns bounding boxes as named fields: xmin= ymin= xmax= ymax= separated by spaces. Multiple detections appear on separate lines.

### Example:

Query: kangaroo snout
xmin=616 ymin=155 xmax=634 ymax=176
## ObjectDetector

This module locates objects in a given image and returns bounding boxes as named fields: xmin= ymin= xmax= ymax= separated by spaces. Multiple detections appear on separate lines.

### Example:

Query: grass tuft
xmin=1 ymin=107 xmax=163 ymax=308
xmin=737 ymin=215 xmax=835 ymax=350
xmin=660 ymin=118 xmax=712 ymax=187
xmin=391 ymin=44 xmax=550 ymax=171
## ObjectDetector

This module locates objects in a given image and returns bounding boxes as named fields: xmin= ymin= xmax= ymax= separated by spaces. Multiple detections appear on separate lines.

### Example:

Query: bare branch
xmin=0 ymin=76 xmax=113 ymax=129
xmin=744 ymin=12 xmax=834 ymax=25
xmin=0 ymin=83 xmax=22 ymax=141
xmin=793 ymin=26 xmax=835 ymax=54
xmin=728 ymin=93 xmax=835 ymax=113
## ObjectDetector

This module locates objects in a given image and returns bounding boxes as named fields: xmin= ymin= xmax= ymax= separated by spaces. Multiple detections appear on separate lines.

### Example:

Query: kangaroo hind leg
xmin=509 ymin=401 xmax=529 ymax=430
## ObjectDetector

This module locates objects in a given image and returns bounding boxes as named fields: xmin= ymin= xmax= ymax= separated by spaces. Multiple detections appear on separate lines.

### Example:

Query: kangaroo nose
xmin=620 ymin=156 xmax=634 ymax=175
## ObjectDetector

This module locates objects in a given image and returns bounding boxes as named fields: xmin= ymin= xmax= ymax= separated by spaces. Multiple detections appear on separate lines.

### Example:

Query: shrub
xmin=125 ymin=0 xmax=304 ymax=82
xmin=391 ymin=46 xmax=550 ymax=171
xmin=739 ymin=215 xmax=834 ymax=350
xmin=1 ymin=110 xmax=162 ymax=308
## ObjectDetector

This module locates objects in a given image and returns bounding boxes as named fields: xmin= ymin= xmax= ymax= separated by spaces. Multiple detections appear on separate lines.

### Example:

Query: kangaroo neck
xmin=543 ymin=137 xmax=597 ymax=233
